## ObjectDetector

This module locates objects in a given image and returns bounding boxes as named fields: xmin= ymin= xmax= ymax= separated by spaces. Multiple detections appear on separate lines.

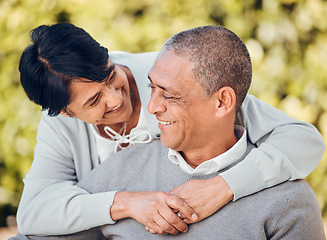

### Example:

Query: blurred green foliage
xmin=0 ymin=0 xmax=326 ymax=227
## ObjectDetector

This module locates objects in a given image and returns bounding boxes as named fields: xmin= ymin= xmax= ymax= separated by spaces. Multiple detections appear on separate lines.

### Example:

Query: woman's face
xmin=62 ymin=60 xmax=134 ymax=126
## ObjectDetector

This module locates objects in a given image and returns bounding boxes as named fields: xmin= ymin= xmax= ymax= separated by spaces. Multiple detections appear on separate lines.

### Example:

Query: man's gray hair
xmin=163 ymin=25 xmax=252 ymax=110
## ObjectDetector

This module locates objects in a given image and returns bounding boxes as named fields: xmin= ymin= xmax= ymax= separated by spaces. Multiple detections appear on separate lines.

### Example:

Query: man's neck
xmin=180 ymin=133 xmax=239 ymax=169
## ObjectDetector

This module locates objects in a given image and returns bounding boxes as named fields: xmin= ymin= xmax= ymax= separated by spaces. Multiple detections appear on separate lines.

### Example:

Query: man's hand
xmin=110 ymin=191 xmax=198 ymax=235
xmin=169 ymin=175 xmax=234 ymax=223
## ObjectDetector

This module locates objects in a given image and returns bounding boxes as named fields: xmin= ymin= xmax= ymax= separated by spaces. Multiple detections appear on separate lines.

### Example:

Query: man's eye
xmin=163 ymin=94 xmax=174 ymax=99
xmin=148 ymin=84 xmax=156 ymax=95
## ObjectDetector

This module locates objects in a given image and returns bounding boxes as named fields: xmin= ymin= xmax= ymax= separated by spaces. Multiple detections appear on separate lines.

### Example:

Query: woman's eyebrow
xmin=107 ymin=64 xmax=116 ymax=82
xmin=82 ymin=64 xmax=116 ymax=107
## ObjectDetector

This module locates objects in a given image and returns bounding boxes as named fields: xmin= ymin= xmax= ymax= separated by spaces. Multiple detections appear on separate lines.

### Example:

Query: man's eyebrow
xmin=82 ymin=64 xmax=116 ymax=107
xmin=148 ymin=75 xmax=172 ymax=93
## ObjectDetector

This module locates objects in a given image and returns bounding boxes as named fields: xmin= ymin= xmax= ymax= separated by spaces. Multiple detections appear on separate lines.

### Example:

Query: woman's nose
xmin=103 ymin=87 xmax=123 ymax=109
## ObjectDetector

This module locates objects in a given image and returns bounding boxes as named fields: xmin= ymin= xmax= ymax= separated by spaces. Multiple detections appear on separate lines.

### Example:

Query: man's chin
xmin=160 ymin=137 xmax=179 ymax=150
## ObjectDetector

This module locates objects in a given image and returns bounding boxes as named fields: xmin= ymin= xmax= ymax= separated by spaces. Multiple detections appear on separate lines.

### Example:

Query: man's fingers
xmin=166 ymin=195 xmax=198 ymax=222
xmin=128 ymin=191 xmax=196 ymax=235
xmin=152 ymin=211 xmax=179 ymax=235
xmin=169 ymin=185 xmax=181 ymax=195
xmin=145 ymin=226 xmax=153 ymax=233
xmin=158 ymin=206 xmax=188 ymax=234
xmin=144 ymin=218 xmax=168 ymax=235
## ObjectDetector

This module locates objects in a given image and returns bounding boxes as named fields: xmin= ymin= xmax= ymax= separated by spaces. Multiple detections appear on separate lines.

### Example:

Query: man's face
xmin=148 ymin=50 xmax=217 ymax=154
xmin=64 ymin=60 xmax=133 ymax=126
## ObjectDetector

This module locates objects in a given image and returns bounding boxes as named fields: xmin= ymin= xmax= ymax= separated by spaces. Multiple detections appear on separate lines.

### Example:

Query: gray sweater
xmin=13 ymin=140 xmax=325 ymax=240
xmin=80 ymin=140 xmax=325 ymax=239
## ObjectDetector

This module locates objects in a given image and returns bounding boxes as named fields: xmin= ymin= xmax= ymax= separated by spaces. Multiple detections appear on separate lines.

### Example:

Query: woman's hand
xmin=169 ymin=175 xmax=234 ymax=223
xmin=110 ymin=191 xmax=198 ymax=235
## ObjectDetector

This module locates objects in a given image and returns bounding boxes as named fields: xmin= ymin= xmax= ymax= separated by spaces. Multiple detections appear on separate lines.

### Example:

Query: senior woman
xmin=16 ymin=23 xmax=325 ymax=236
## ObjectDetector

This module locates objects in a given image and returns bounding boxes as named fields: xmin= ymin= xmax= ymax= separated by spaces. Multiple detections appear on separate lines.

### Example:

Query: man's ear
xmin=215 ymin=86 xmax=236 ymax=117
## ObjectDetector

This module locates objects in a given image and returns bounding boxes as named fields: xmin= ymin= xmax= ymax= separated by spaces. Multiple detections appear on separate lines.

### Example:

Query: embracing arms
xmin=224 ymin=94 xmax=325 ymax=198
xmin=169 ymin=94 xmax=325 ymax=223
xmin=16 ymin=112 xmax=196 ymax=236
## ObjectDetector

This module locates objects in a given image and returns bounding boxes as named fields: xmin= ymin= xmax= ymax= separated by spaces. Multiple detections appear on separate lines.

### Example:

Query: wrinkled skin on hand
xmin=145 ymin=175 xmax=233 ymax=234
xmin=111 ymin=191 xmax=198 ymax=235
xmin=169 ymin=176 xmax=234 ymax=223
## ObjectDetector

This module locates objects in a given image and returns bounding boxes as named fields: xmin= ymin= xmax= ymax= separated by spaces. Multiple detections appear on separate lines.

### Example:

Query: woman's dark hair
xmin=19 ymin=23 xmax=112 ymax=116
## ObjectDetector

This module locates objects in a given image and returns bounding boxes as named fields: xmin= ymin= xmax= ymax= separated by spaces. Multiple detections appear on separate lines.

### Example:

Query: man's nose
xmin=147 ymin=90 xmax=166 ymax=115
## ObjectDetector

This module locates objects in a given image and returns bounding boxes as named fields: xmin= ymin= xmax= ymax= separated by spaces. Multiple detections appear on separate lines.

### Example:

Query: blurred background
xmin=0 ymin=0 xmax=326 ymax=237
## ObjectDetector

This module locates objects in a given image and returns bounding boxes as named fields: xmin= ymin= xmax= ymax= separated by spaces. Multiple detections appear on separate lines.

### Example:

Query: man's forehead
xmin=149 ymin=50 xmax=193 ymax=82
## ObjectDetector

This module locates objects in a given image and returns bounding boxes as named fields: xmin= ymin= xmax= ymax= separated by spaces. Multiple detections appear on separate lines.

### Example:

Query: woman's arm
xmin=17 ymin=112 xmax=196 ymax=236
xmin=169 ymin=94 xmax=325 ymax=223
xmin=16 ymin=112 xmax=116 ymax=235
xmin=225 ymin=94 xmax=325 ymax=199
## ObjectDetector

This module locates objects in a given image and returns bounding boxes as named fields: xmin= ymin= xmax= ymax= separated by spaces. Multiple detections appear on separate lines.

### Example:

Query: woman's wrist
xmin=212 ymin=175 xmax=234 ymax=202
xmin=110 ymin=191 xmax=131 ymax=221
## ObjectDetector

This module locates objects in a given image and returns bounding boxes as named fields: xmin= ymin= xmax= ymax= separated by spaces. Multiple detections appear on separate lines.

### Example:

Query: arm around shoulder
xmin=224 ymin=94 xmax=325 ymax=200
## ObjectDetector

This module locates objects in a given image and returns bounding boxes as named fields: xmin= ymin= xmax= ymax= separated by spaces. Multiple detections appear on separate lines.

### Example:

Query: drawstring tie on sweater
xmin=104 ymin=125 xmax=152 ymax=153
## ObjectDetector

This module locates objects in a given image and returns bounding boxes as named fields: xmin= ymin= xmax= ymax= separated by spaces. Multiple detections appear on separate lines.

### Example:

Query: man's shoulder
xmin=78 ymin=140 xmax=168 ymax=191
xmin=91 ymin=140 xmax=167 ymax=176
xmin=251 ymin=180 xmax=316 ymax=201
xmin=266 ymin=180 xmax=315 ymax=199
xmin=241 ymin=179 xmax=319 ymax=214
xmin=106 ymin=140 xmax=166 ymax=163
xmin=227 ymin=180 xmax=321 ymax=229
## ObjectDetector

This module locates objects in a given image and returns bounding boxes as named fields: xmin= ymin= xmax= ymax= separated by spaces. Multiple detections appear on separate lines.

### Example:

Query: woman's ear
xmin=215 ymin=86 xmax=236 ymax=117
xmin=60 ymin=107 xmax=74 ymax=117
xmin=60 ymin=110 xmax=68 ymax=117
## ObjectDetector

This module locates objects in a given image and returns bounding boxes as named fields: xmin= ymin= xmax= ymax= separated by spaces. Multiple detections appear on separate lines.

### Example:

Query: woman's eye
xmin=90 ymin=95 xmax=100 ymax=107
